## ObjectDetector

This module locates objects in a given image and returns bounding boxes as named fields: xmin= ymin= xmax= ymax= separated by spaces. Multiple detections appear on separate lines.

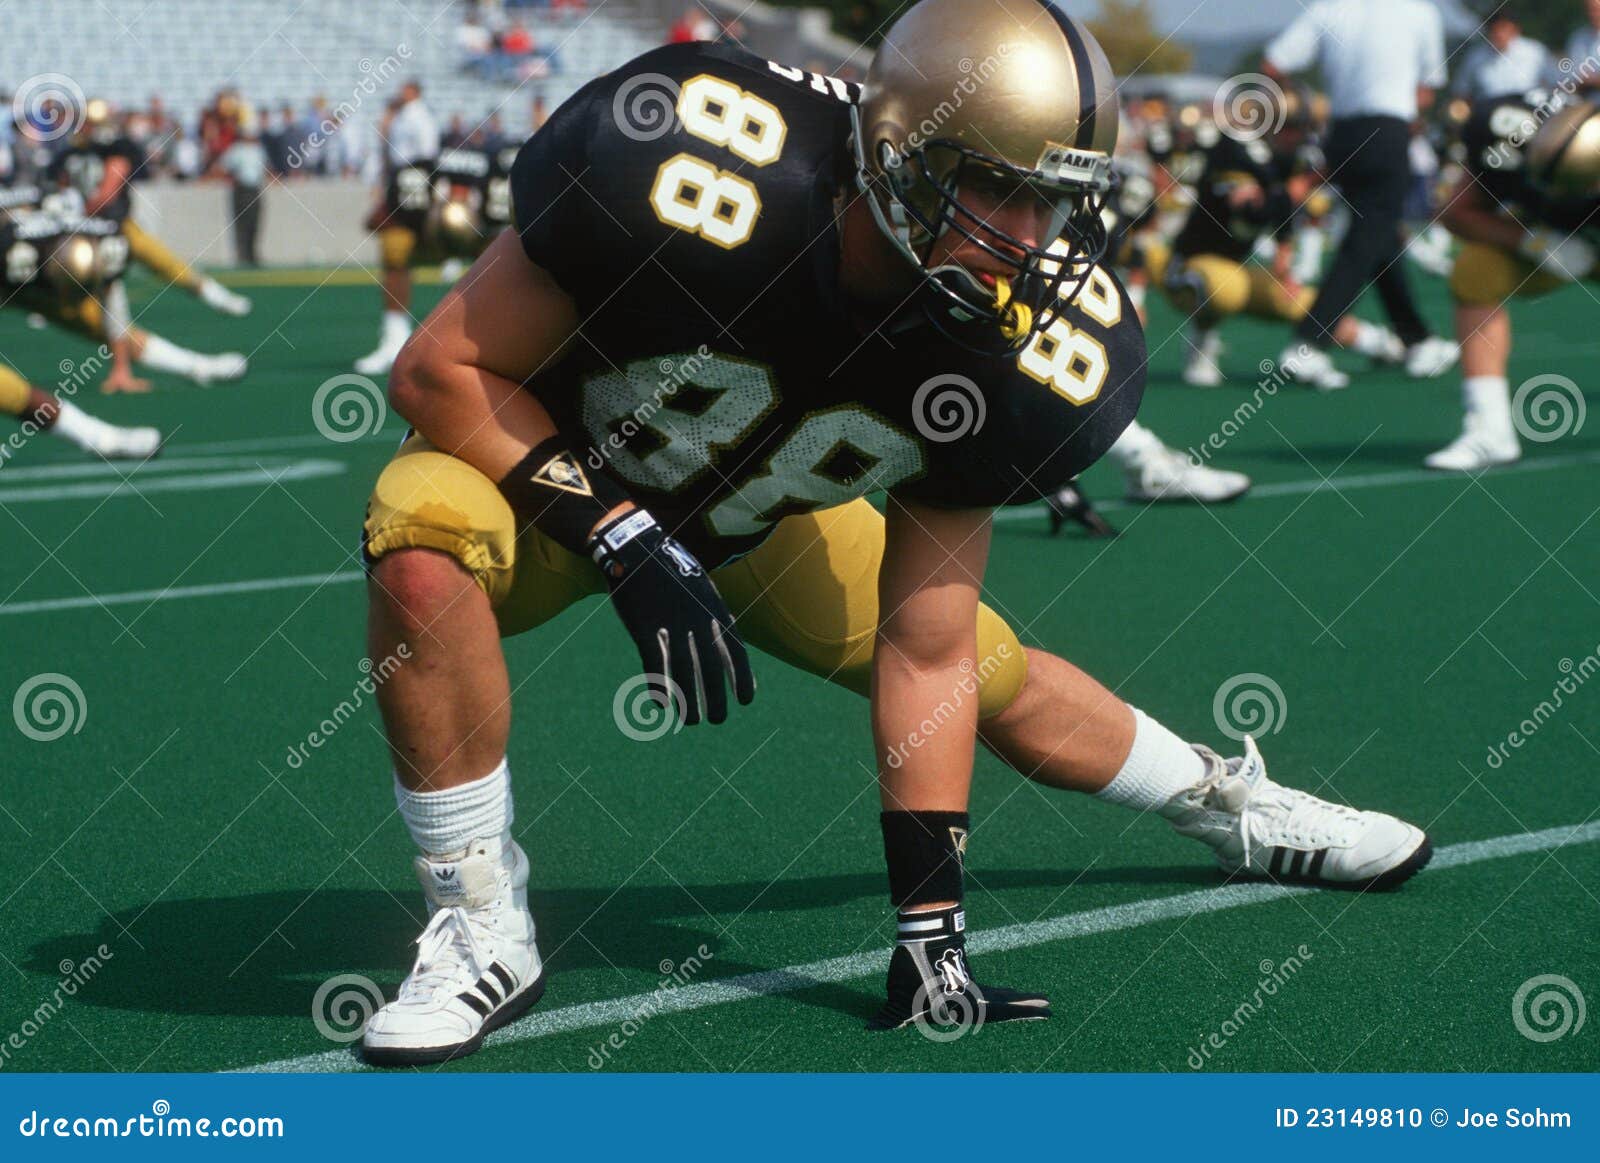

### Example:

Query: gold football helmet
xmin=423 ymin=197 xmax=485 ymax=259
xmin=852 ymin=0 xmax=1118 ymax=352
xmin=1526 ymin=100 xmax=1600 ymax=203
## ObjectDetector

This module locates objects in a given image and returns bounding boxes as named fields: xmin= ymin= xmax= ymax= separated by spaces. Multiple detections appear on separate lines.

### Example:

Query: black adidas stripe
xmin=476 ymin=975 xmax=503 ymax=1006
xmin=1307 ymin=848 xmax=1329 ymax=879
xmin=488 ymin=962 xmax=516 ymax=994
xmin=1038 ymin=1 xmax=1099 ymax=149
xmin=457 ymin=989 xmax=492 ymax=1018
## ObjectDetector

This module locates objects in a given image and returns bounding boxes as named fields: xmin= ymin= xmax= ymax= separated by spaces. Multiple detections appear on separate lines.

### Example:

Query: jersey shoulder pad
xmin=510 ymin=41 xmax=854 ymax=300
xmin=898 ymin=265 xmax=1146 ymax=509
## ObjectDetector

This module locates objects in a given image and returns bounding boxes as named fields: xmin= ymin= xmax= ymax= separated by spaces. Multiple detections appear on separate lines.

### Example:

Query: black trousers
xmin=231 ymin=183 xmax=263 ymax=267
xmin=1296 ymin=115 xmax=1432 ymax=348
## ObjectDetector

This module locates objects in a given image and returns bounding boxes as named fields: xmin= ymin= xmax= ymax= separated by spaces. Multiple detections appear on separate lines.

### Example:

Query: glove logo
xmin=661 ymin=538 xmax=704 ymax=578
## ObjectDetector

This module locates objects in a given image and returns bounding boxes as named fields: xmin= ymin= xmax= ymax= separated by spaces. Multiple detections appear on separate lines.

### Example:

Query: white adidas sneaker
xmin=199 ymin=278 xmax=253 ymax=317
xmin=1279 ymin=344 xmax=1349 ymax=391
xmin=1161 ymin=737 xmax=1432 ymax=889
xmin=191 ymin=352 xmax=248 ymax=386
xmin=362 ymin=836 xmax=545 ymax=1066
xmin=1124 ymin=445 xmax=1251 ymax=504
xmin=1404 ymin=337 xmax=1459 ymax=379
xmin=1424 ymin=418 xmax=1521 ymax=472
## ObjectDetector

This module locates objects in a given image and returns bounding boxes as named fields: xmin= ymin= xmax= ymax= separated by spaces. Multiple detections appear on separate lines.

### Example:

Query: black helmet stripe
xmin=1038 ymin=0 xmax=1099 ymax=149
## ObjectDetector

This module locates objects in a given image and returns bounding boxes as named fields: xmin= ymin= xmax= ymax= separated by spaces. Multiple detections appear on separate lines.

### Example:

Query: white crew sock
xmin=1348 ymin=320 xmax=1401 ymax=360
xmin=381 ymin=310 xmax=412 ymax=342
xmin=1107 ymin=419 xmax=1163 ymax=467
xmin=1095 ymin=707 xmax=1207 ymax=811
xmin=1462 ymin=375 xmax=1511 ymax=426
xmin=138 ymin=333 xmax=203 ymax=377
xmin=48 ymin=401 xmax=117 ymax=453
xmin=395 ymin=758 xmax=513 ymax=858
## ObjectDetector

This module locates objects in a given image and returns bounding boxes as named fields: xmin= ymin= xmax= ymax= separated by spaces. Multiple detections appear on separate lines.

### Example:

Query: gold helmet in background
xmin=41 ymin=234 xmax=99 ymax=295
xmin=852 ymin=0 xmax=1118 ymax=353
xmin=1526 ymin=100 xmax=1600 ymax=203
xmin=423 ymin=197 xmax=485 ymax=259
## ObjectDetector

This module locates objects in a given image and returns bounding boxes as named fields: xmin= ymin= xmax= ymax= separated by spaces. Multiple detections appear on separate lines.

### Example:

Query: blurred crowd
xmin=0 ymin=86 xmax=552 ymax=191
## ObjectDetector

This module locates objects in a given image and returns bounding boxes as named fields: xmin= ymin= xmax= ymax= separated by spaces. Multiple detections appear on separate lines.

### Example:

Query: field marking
xmin=992 ymin=447 xmax=1600 ymax=520
xmin=235 ymin=817 xmax=1600 ymax=1073
xmin=10 ymin=448 xmax=1600 ymax=615
xmin=0 ymin=572 xmax=365 ymax=617
xmin=0 ymin=456 xmax=346 ymax=504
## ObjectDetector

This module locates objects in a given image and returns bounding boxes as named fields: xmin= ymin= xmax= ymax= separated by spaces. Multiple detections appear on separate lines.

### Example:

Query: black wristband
xmin=880 ymin=810 xmax=969 ymax=907
xmin=497 ymin=437 xmax=631 ymax=554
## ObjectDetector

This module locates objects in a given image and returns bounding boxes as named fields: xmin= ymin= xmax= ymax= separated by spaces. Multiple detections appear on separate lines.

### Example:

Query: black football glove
xmin=588 ymin=508 xmax=755 ymax=726
xmin=867 ymin=906 xmax=1050 ymax=1033
xmin=1046 ymin=479 xmax=1117 ymax=538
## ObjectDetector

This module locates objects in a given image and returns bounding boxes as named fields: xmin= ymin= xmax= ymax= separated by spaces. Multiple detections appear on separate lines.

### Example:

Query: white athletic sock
xmin=381 ymin=310 xmax=411 ymax=342
xmin=1107 ymin=419 xmax=1163 ymax=466
xmin=1125 ymin=282 xmax=1146 ymax=313
xmin=1095 ymin=708 xmax=1207 ymax=811
xmin=48 ymin=401 xmax=117 ymax=453
xmin=1348 ymin=320 xmax=1400 ymax=359
xmin=395 ymin=758 xmax=513 ymax=858
xmin=1462 ymin=375 xmax=1511 ymax=426
xmin=138 ymin=334 xmax=203 ymax=376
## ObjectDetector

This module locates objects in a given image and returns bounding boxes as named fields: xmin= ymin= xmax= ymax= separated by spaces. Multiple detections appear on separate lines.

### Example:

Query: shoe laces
xmin=399 ymin=905 xmax=498 ymax=1002
xmin=1189 ymin=740 xmax=1363 ymax=867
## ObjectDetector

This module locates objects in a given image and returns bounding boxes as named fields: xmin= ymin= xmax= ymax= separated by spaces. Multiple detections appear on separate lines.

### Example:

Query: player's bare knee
xmin=370 ymin=547 xmax=479 ymax=632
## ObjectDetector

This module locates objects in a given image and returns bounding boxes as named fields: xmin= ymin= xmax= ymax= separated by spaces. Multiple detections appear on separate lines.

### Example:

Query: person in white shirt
xmin=1454 ymin=8 xmax=1557 ymax=101
xmin=1564 ymin=0 xmax=1600 ymax=92
xmin=358 ymin=81 xmax=442 ymax=374
xmin=1265 ymin=0 xmax=1458 ymax=385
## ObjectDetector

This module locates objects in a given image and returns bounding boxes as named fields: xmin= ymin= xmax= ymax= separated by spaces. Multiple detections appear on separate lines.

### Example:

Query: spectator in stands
xmin=171 ymin=127 xmax=203 ymax=181
xmin=443 ymin=114 xmax=469 ymax=149
xmin=1565 ymin=0 xmax=1600 ymax=91
xmin=482 ymin=113 xmax=507 ymax=152
xmin=264 ymin=106 xmax=298 ymax=175
xmin=215 ymin=107 xmax=269 ymax=267
xmin=458 ymin=10 xmax=494 ymax=77
xmin=1452 ymin=7 xmax=1555 ymax=101
xmin=531 ymin=95 xmax=549 ymax=131
xmin=668 ymin=6 xmax=716 ymax=43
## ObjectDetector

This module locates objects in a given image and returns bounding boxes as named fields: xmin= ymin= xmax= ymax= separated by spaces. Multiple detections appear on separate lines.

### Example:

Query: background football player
xmin=0 ymin=361 xmax=161 ymax=461
xmin=352 ymin=0 xmax=1430 ymax=1066
xmin=354 ymin=81 xmax=440 ymax=374
xmin=1429 ymin=96 xmax=1600 ymax=470
xmin=47 ymin=98 xmax=252 ymax=318
xmin=1159 ymin=90 xmax=1407 ymax=390
xmin=2 ymin=189 xmax=248 ymax=392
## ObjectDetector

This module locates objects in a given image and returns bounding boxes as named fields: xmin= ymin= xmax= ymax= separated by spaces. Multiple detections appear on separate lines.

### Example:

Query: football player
xmin=356 ymin=0 xmax=1431 ymax=1065
xmin=1427 ymin=96 xmax=1600 ymax=470
xmin=2 ymin=192 xmax=248 ymax=391
xmin=354 ymin=82 xmax=441 ymax=374
xmin=47 ymin=99 xmax=253 ymax=317
xmin=0 ymin=363 xmax=161 ymax=462
xmin=1159 ymin=92 xmax=1407 ymax=390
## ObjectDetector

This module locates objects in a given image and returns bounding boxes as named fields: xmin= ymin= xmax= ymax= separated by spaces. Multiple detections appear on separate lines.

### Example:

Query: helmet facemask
xmin=853 ymin=107 xmax=1113 ymax=356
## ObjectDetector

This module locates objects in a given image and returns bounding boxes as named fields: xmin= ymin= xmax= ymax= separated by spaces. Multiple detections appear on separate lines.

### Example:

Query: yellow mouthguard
xmin=994 ymin=277 xmax=1033 ymax=341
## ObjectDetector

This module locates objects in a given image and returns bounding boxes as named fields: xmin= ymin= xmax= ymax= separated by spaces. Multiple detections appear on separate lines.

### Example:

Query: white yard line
xmin=9 ymin=451 xmax=1600 ymax=616
xmin=235 ymin=818 xmax=1600 ymax=1073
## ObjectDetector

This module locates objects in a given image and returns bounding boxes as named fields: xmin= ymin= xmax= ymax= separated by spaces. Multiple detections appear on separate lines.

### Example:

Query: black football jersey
xmin=511 ymin=41 xmax=1144 ymax=567
xmin=0 ymin=210 xmax=125 ymax=294
xmin=434 ymin=144 xmax=520 ymax=229
xmin=1460 ymin=97 xmax=1600 ymax=238
xmin=46 ymin=137 xmax=144 ymax=222
xmin=1171 ymin=134 xmax=1296 ymax=262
